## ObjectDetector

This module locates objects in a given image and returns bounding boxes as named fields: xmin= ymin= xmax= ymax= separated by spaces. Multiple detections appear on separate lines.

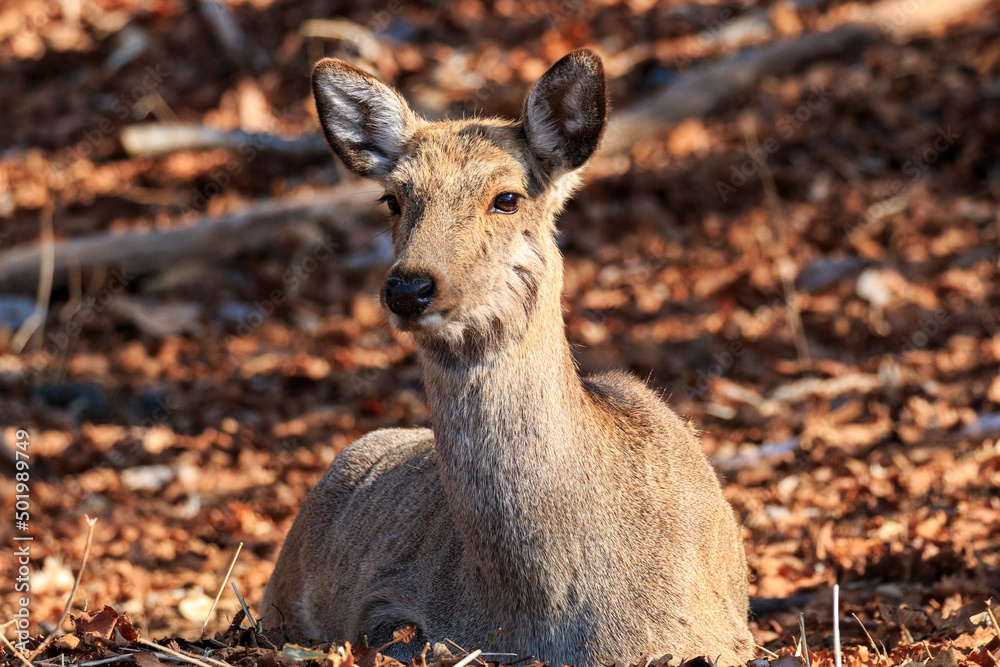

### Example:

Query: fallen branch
xmin=0 ymin=185 xmax=373 ymax=292
xmin=120 ymin=124 xmax=330 ymax=158
xmin=600 ymin=23 xmax=878 ymax=159
xmin=599 ymin=0 xmax=988 ymax=160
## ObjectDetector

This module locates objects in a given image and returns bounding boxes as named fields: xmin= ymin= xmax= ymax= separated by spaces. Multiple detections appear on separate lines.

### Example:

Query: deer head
xmin=312 ymin=50 xmax=608 ymax=359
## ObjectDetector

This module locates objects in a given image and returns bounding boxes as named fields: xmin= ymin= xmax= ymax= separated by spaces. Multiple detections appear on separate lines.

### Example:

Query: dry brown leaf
xmin=135 ymin=650 xmax=167 ymax=667
xmin=73 ymin=606 xmax=120 ymax=640
xmin=54 ymin=634 xmax=82 ymax=650
xmin=393 ymin=626 xmax=416 ymax=645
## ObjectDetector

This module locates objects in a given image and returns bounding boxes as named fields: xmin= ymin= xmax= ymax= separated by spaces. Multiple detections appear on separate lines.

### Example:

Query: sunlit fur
xmin=262 ymin=50 xmax=754 ymax=667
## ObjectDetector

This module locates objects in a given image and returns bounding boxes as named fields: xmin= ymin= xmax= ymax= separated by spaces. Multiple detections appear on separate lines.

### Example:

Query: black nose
xmin=384 ymin=275 xmax=436 ymax=317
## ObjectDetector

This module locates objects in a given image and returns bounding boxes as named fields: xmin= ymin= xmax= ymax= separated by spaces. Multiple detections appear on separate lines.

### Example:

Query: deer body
xmin=262 ymin=51 xmax=754 ymax=667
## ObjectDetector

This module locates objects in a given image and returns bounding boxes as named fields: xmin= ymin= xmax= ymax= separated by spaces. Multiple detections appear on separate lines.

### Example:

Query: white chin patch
xmin=389 ymin=312 xmax=446 ymax=331
xmin=416 ymin=312 xmax=445 ymax=329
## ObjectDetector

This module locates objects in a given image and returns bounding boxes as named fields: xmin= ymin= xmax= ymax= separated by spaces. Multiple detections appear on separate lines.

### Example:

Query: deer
xmin=261 ymin=49 xmax=755 ymax=667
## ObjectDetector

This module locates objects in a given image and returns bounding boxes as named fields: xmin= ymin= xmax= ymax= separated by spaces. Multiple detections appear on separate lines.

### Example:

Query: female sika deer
xmin=262 ymin=50 xmax=754 ymax=667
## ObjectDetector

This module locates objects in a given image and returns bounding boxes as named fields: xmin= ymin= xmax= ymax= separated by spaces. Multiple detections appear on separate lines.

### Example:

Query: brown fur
xmin=262 ymin=50 xmax=754 ymax=667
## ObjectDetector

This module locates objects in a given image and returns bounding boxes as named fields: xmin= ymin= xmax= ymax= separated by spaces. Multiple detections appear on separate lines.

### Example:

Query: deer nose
xmin=384 ymin=275 xmax=436 ymax=317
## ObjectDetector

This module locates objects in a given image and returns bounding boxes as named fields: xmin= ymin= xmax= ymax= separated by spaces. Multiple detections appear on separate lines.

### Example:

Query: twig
xmin=27 ymin=517 xmax=97 ymax=660
xmin=798 ymin=614 xmax=811 ymax=667
xmin=229 ymin=583 xmax=255 ymax=631
xmin=444 ymin=639 xmax=486 ymax=667
xmin=200 ymin=542 xmax=244 ymax=638
xmin=152 ymin=652 xmax=229 ymax=667
xmin=11 ymin=205 xmax=55 ymax=353
xmin=74 ymin=656 xmax=132 ymax=667
xmin=137 ymin=640 xmax=230 ymax=667
xmin=833 ymin=584 xmax=841 ymax=667
xmin=756 ymin=645 xmax=780 ymax=659
xmin=484 ymin=627 xmax=502 ymax=651
xmin=853 ymin=613 xmax=887 ymax=665
xmin=986 ymin=599 xmax=1000 ymax=640
xmin=232 ymin=581 xmax=270 ymax=648
xmin=137 ymin=641 xmax=210 ymax=667
xmin=453 ymin=650 xmax=483 ymax=667
xmin=0 ymin=629 xmax=35 ymax=667
xmin=443 ymin=638 xmax=466 ymax=654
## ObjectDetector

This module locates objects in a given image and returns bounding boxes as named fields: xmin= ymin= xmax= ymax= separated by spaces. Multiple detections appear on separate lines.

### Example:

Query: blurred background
xmin=1 ymin=0 xmax=999 ymax=657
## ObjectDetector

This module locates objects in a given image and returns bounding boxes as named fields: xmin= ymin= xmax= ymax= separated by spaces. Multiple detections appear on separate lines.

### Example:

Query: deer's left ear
xmin=523 ymin=49 xmax=608 ymax=174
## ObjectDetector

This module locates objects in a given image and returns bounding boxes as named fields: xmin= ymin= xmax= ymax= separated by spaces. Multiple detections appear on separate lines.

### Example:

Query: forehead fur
xmin=387 ymin=119 xmax=542 ymax=197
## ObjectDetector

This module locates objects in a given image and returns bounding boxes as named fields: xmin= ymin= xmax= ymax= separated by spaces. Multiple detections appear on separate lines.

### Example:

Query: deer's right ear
xmin=312 ymin=59 xmax=416 ymax=179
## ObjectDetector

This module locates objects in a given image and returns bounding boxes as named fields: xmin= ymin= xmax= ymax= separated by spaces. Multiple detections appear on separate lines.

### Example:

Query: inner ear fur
xmin=523 ymin=49 xmax=609 ymax=174
xmin=312 ymin=59 xmax=417 ymax=179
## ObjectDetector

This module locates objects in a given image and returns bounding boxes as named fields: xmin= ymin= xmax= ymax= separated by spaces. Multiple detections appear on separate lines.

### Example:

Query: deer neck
xmin=414 ymin=257 xmax=600 ymax=603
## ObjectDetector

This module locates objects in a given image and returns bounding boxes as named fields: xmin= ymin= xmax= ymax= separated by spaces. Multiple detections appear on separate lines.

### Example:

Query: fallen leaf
xmin=392 ymin=626 xmax=416 ymax=645
xmin=135 ymin=650 xmax=167 ymax=667
xmin=73 ymin=606 xmax=120 ymax=640
xmin=177 ymin=590 xmax=215 ymax=622
xmin=969 ymin=610 xmax=990 ymax=625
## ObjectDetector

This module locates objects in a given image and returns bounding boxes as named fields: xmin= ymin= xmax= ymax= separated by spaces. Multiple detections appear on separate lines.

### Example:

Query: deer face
xmin=312 ymin=51 xmax=607 ymax=355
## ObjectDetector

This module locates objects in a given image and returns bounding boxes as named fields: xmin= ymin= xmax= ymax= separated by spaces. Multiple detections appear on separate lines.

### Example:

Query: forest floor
xmin=1 ymin=0 xmax=999 ymax=666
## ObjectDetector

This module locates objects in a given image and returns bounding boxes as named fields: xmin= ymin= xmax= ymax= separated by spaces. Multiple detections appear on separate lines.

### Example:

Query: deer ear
xmin=523 ymin=49 xmax=608 ymax=174
xmin=312 ymin=59 xmax=417 ymax=179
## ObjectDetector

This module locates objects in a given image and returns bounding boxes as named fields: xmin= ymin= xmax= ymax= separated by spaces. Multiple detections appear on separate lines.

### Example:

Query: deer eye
xmin=379 ymin=194 xmax=402 ymax=215
xmin=490 ymin=192 xmax=520 ymax=214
